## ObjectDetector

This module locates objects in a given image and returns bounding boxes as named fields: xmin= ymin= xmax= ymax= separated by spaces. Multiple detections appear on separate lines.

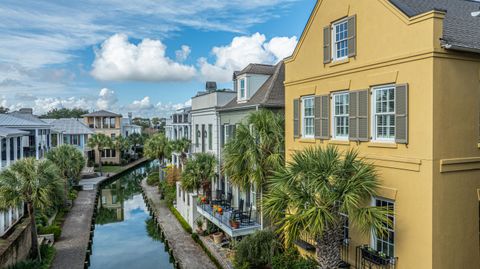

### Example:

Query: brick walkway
xmin=141 ymin=180 xmax=217 ymax=269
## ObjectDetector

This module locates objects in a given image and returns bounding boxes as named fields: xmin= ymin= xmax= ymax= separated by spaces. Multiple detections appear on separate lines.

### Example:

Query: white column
xmin=6 ymin=137 xmax=10 ymax=166
xmin=0 ymin=138 xmax=3 ymax=170
xmin=13 ymin=137 xmax=17 ymax=162
xmin=35 ymin=129 xmax=39 ymax=160
xmin=93 ymin=117 xmax=96 ymax=129
xmin=19 ymin=137 xmax=23 ymax=159
xmin=101 ymin=117 xmax=104 ymax=129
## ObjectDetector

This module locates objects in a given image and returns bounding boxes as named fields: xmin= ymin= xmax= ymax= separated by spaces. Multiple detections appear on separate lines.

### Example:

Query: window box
xmin=360 ymin=245 xmax=393 ymax=266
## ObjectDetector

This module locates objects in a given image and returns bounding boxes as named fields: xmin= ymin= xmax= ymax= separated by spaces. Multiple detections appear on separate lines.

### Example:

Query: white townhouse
xmin=121 ymin=113 xmax=142 ymax=137
xmin=44 ymin=118 xmax=94 ymax=157
xmin=166 ymin=106 xmax=192 ymax=168
xmin=175 ymin=82 xmax=236 ymax=228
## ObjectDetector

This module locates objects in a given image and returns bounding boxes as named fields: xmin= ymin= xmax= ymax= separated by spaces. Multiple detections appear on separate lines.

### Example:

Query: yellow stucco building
xmin=284 ymin=0 xmax=480 ymax=268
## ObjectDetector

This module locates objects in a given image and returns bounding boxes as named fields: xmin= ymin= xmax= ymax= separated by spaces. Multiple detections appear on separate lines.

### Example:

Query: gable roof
xmin=389 ymin=0 xmax=480 ymax=51
xmin=0 ymin=114 xmax=51 ymax=128
xmin=82 ymin=110 xmax=122 ymax=117
xmin=43 ymin=118 xmax=94 ymax=135
xmin=233 ymin=63 xmax=277 ymax=79
xmin=220 ymin=61 xmax=285 ymax=112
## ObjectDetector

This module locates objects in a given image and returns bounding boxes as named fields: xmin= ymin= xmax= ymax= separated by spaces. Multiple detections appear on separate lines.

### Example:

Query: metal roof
xmin=0 ymin=127 xmax=28 ymax=137
xmin=82 ymin=110 xmax=122 ymax=117
xmin=0 ymin=113 xmax=51 ymax=128
xmin=233 ymin=63 xmax=277 ymax=79
xmin=390 ymin=0 xmax=480 ymax=51
xmin=43 ymin=118 xmax=94 ymax=135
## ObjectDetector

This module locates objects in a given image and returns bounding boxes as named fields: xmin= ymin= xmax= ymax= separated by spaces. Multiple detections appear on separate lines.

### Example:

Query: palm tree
xmin=113 ymin=135 xmax=130 ymax=160
xmin=127 ymin=133 xmax=144 ymax=156
xmin=46 ymin=145 xmax=86 ymax=205
xmin=223 ymin=109 xmax=284 ymax=190
xmin=263 ymin=146 xmax=392 ymax=269
xmin=0 ymin=158 xmax=62 ymax=261
xmin=181 ymin=153 xmax=216 ymax=196
xmin=87 ymin=133 xmax=112 ymax=172
xmin=171 ymin=138 xmax=191 ymax=169
xmin=144 ymin=133 xmax=172 ymax=178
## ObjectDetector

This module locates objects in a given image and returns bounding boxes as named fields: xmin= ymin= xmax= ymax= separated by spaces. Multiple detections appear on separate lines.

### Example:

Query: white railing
xmin=0 ymin=203 xmax=25 ymax=236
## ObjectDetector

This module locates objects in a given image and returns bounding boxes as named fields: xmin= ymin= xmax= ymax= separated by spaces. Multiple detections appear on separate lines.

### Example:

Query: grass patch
xmin=96 ymin=165 xmax=124 ymax=173
xmin=167 ymin=205 xmax=192 ymax=234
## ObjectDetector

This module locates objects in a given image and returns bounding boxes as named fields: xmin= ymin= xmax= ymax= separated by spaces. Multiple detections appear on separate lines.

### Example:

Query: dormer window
xmin=239 ymin=78 xmax=247 ymax=100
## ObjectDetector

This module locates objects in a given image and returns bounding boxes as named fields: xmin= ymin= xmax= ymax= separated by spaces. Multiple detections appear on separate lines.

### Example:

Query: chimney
xmin=19 ymin=108 xmax=33 ymax=114
xmin=206 ymin=81 xmax=217 ymax=93
xmin=128 ymin=112 xmax=132 ymax=124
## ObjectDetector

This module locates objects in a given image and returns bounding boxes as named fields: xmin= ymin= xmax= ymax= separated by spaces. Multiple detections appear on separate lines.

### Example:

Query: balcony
xmin=197 ymin=203 xmax=261 ymax=238
xmin=355 ymin=245 xmax=398 ymax=269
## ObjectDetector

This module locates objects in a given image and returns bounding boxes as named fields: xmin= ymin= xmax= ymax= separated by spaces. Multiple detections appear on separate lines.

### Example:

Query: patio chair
xmin=240 ymin=203 xmax=253 ymax=225
xmin=232 ymin=199 xmax=244 ymax=221
xmin=211 ymin=189 xmax=223 ymax=205
xmin=222 ymin=193 xmax=233 ymax=210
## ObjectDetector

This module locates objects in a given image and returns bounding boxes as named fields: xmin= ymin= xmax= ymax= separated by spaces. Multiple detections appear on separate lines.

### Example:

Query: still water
xmin=89 ymin=162 xmax=174 ymax=269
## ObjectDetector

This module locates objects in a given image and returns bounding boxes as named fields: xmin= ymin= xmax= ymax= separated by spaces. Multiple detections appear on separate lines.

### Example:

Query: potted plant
xmin=229 ymin=217 xmax=240 ymax=229
xmin=213 ymin=231 xmax=223 ymax=244
xmin=196 ymin=219 xmax=204 ymax=233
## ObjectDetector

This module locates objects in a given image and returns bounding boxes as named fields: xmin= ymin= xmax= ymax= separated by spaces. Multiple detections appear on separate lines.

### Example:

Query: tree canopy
xmin=39 ymin=108 xmax=89 ymax=119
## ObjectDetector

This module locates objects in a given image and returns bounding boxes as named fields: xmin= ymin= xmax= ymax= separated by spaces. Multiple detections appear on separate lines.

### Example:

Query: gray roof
xmin=220 ymin=61 xmax=285 ymax=111
xmin=0 ymin=127 xmax=28 ymax=137
xmin=9 ymin=111 xmax=48 ymax=125
xmin=233 ymin=63 xmax=277 ymax=79
xmin=43 ymin=118 xmax=94 ymax=135
xmin=82 ymin=110 xmax=122 ymax=117
xmin=0 ymin=114 xmax=51 ymax=128
xmin=390 ymin=0 xmax=480 ymax=51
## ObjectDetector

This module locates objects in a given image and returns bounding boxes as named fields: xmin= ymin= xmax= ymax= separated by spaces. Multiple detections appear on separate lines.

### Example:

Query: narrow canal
xmin=89 ymin=162 xmax=174 ymax=269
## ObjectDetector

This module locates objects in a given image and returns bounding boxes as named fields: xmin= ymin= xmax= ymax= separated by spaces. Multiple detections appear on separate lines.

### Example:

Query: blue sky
xmin=0 ymin=0 xmax=314 ymax=117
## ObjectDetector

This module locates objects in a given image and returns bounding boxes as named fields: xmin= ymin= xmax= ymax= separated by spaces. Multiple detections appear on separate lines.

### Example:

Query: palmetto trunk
xmin=316 ymin=225 xmax=343 ymax=269
xmin=28 ymin=203 xmax=41 ymax=261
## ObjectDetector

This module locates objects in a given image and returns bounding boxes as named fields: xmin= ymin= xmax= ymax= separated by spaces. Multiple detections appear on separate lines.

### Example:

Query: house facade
xmin=285 ymin=0 xmax=480 ymax=268
xmin=121 ymin=113 xmax=142 ymax=137
xmin=45 ymin=118 xmax=94 ymax=158
xmin=82 ymin=110 xmax=122 ymax=164
xmin=166 ymin=106 xmax=192 ymax=168
xmin=175 ymin=83 xmax=236 ymax=228
xmin=197 ymin=62 xmax=285 ymax=238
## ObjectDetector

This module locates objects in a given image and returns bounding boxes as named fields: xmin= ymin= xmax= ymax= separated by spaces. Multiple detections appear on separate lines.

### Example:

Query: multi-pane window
xmin=332 ymin=93 xmax=349 ymax=139
xmin=302 ymin=96 xmax=315 ymax=138
xmin=224 ymin=124 xmax=230 ymax=143
xmin=374 ymin=198 xmax=395 ymax=258
xmin=333 ymin=19 xmax=348 ymax=60
xmin=239 ymin=79 xmax=246 ymax=99
xmin=372 ymin=86 xmax=395 ymax=141
xmin=195 ymin=124 xmax=199 ymax=146
xmin=208 ymin=124 xmax=213 ymax=150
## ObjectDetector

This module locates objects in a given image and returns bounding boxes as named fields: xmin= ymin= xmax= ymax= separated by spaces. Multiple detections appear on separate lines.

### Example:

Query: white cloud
xmin=175 ymin=45 xmax=191 ymax=62
xmin=199 ymin=33 xmax=297 ymax=82
xmin=127 ymin=96 xmax=154 ymax=110
xmin=96 ymin=88 xmax=118 ymax=110
xmin=91 ymin=34 xmax=196 ymax=81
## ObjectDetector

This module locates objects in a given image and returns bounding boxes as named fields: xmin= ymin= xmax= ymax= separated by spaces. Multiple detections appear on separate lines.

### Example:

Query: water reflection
xmin=89 ymin=161 xmax=173 ymax=269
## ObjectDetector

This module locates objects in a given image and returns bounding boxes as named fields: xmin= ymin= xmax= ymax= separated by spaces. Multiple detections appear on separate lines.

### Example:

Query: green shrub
xmin=168 ymin=205 xmax=192 ymax=234
xmin=38 ymin=225 xmax=61 ymax=240
xmin=158 ymin=180 xmax=176 ymax=206
xmin=271 ymin=248 xmax=318 ymax=269
xmin=7 ymin=245 xmax=56 ymax=269
xmin=147 ymin=172 xmax=159 ymax=186
xmin=68 ymin=189 xmax=78 ymax=201
xmin=7 ymin=260 xmax=41 ymax=269
xmin=234 ymin=230 xmax=281 ymax=269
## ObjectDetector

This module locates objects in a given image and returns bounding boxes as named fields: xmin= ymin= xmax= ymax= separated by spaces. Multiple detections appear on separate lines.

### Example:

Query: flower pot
xmin=213 ymin=232 xmax=223 ymax=244
xmin=230 ymin=221 xmax=240 ymax=229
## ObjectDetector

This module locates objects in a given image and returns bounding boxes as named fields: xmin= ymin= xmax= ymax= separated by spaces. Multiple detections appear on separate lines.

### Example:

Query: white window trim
xmin=238 ymin=78 xmax=247 ymax=101
xmin=371 ymin=197 xmax=395 ymax=258
xmin=332 ymin=18 xmax=349 ymax=62
xmin=331 ymin=92 xmax=349 ymax=141
xmin=302 ymin=96 xmax=315 ymax=139
xmin=224 ymin=124 xmax=230 ymax=143
xmin=371 ymin=85 xmax=396 ymax=143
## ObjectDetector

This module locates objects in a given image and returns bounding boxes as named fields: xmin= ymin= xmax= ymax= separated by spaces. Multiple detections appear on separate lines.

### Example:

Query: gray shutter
xmin=347 ymin=15 xmax=356 ymax=57
xmin=220 ymin=124 xmax=225 ymax=147
xmin=320 ymin=95 xmax=330 ymax=139
xmin=231 ymin=125 xmax=237 ymax=139
xmin=395 ymin=84 xmax=408 ymax=144
xmin=293 ymin=99 xmax=300 ymax=138
xmin=314 ymin=96 xmax=322 ymax=138
xmin=349 ymin=91 xmax=358 ymax=141
xmin=357 ymin=90 xmax=369 ymax=141
xmin=323 ymin=26 xmax=331 ymax=64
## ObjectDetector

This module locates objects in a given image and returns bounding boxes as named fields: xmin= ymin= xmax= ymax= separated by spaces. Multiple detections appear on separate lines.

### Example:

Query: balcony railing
xmin=355 ymin=245 xmax=398 ymax=269
xmin=197 ymin=203 xmax=261 ymax=238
